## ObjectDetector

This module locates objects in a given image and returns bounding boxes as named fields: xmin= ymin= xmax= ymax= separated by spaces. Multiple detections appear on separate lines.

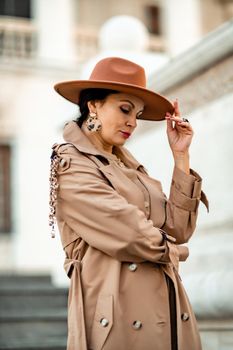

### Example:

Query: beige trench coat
xmin=52 ymin=121 xmax=209 ymax=350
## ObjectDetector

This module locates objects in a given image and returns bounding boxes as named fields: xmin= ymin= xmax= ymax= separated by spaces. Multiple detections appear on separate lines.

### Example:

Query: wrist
xmin=173 ymin=152 xmax=190 ymax=174
xmin=172 ymin=151 xmax=189 ymax=160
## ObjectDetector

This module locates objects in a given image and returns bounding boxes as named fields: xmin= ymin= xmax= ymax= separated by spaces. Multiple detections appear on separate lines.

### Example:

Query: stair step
xmin=0 ymin=318 xmax=67 ymax=349
xmin=0 ymin=287 xmax=68 ymax=311
xmin=0 ymin=285 xmax=64 ymax=292
xmin=0 ymin=336 xmax=67 ymax=350
xmin=0 ymin=309 xmax=67 ymax=320
xmin=0 ymin=275 xmax=68 ymax=350
xmin=0 ymin=275 xmax=52 ymax=287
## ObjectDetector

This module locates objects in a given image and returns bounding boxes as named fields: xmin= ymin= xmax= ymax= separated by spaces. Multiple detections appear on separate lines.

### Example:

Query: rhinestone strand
xmin=49 ymin=154 xmax=60 ymax=238
xmin=115 ymin=157 xmax=126 ymax=168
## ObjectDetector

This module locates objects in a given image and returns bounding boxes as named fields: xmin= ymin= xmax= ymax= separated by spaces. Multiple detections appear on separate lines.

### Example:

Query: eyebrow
xmin=119 ymin=99 xmax=144 ymax=113
xmin=120 ymin=99 xmax=135 ymax=107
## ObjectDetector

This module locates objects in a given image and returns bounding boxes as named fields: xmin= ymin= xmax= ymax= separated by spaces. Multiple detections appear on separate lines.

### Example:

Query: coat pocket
xmin=90 ymin=294 xmax=113 ymax=350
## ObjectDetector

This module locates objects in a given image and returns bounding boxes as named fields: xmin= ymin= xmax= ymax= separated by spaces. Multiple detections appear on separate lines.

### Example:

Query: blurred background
xmin=0 ymin=0 xmax=232 ymax=349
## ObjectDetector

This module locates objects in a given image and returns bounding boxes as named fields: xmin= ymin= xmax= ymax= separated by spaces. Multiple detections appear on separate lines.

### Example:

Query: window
xmin=0 ymin=145 xmax=11 ymax=233
xmin=145 ymin=5 xmax=161 ymax=35
xmin=0 ymin=0 xmax=31 ymax=19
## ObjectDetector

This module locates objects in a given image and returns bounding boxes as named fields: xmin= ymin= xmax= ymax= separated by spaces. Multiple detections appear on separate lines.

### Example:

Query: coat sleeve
xmin=161 ymin=166 xmax=209 ymax=244
xmin=55 ymin=145 xmax=179 ymax=264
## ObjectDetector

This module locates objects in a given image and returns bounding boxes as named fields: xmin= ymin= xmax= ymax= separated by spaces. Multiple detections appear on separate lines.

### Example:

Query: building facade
xmin=0 ymin=1 xmax=233 ymax=349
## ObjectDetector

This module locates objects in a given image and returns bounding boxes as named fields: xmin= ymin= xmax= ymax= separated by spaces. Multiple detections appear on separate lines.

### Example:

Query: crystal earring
xmin=86 ymin=112 xmax=102 ymax=132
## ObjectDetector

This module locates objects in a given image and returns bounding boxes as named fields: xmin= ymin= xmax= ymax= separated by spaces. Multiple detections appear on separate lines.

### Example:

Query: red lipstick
xmin=120 ymin=131 xmax=131 ymax=139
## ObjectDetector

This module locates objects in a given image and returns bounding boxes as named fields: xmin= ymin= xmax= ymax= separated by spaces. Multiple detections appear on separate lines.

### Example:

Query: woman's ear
xmin=87 ymin=100 xmax=97 ymax=114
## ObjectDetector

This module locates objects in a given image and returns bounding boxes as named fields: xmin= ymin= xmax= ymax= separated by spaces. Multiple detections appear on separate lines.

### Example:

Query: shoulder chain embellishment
xmin=115 ymin=157 xmax=126 ymax=168
xmin=49 ymin=152 xmax=60 ymax=238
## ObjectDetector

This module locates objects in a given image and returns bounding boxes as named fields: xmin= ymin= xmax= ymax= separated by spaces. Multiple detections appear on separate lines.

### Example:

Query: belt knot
xmin=64 ymin=257 xmax=82 ymax=278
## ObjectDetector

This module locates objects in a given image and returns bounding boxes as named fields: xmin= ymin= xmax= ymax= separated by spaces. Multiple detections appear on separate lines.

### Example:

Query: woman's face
xmin=87 ymin=93 xmax=144 ymax=148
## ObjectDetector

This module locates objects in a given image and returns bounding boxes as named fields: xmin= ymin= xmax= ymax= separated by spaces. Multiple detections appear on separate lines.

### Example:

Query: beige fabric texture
xmin=53 ymin=121 xmax=208 ymax=350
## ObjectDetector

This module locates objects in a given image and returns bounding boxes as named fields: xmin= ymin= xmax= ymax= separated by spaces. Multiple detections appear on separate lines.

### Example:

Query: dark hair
xmin=76 ymin=88 xmax=119 ymax=127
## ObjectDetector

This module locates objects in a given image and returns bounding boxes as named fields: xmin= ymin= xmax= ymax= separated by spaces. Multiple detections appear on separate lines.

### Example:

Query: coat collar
xmin=63 ymin=121 xmax=142 ymax=170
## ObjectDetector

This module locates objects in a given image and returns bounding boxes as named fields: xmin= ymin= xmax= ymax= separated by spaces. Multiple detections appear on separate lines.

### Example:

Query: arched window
xmin=144 ymin=4 xmax=161 ymax=35
xmin=0 ymin=0 xmax=31 ymax=19
xmin=0 ymin=145 xmax=11 ymax=233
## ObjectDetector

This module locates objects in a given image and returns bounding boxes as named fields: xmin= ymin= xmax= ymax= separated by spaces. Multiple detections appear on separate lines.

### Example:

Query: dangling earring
xmin=86 ymin=112 xmax=102 ymax=132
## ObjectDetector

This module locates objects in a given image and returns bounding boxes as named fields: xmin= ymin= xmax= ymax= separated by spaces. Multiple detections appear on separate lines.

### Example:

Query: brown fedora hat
xmin=54 ymin=57 xmax=174 ymax=121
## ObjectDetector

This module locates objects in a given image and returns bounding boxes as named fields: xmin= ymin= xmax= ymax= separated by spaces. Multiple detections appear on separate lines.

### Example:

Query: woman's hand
xmin=165 ymin=99 xmax=193 ymax=155
xmin=165 ymin=99 xmax=193 ymax=174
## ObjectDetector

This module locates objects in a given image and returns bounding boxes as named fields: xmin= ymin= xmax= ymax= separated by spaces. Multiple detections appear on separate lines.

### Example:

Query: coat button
xmin=128 ymin=263 xmax=138 ymax=272
xmin=181 ymin=313 xmax=189 ymax=321
xmin=144 ymin=201 xmax=150 ymax=208
xmin=100 ymin=318 xmax=109 ymax=327
xmin=60 ymin=158 xmax=67 ymax=167
xmin=132 ymin=320 xmax=142 ymax=330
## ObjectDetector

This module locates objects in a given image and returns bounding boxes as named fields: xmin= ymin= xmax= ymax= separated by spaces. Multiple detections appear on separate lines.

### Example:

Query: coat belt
xmin=64 ymin=258 xmax=88 ymax=350
xmin=64 ymin=257 xmax=82 ymax=278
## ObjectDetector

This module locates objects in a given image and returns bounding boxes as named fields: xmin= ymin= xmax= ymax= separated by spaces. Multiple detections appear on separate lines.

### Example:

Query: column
xmin=33 ymin=0 xmax=77 ymax=65
xmin=162 ymin=0 xmax=202 ymax=56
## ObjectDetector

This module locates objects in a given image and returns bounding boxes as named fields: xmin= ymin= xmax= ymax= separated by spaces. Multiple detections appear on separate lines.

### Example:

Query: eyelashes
xmin=120 ymin=106 xmax=143 ymax=118
xmin=120 ymin=106 xmax=130 ymax=114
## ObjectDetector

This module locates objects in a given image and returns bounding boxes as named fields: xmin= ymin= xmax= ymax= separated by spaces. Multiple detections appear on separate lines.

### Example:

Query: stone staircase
xmin=0 ymin=275 xmax=68 ymax=350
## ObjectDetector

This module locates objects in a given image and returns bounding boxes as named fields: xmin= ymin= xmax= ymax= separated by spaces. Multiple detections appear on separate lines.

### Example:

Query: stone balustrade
xmin=0 ymin=17 xmax=165 ymax=63
xmin=0 ymin=17 xmax=37 ymax=58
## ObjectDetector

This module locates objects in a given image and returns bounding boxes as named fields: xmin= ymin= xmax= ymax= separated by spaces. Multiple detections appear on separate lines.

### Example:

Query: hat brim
xmin=54 ymin=80 xmax=174 ymax=121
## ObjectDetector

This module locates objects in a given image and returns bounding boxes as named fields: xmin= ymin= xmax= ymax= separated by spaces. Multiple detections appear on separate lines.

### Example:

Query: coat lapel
xmin=62 ymin=121 xmax=148 ymax=212
xmin=63 ymin=121 xmax=144 ymax=170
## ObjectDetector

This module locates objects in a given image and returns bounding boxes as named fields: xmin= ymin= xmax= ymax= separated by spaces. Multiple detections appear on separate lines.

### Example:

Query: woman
xmin=49 ymin=57 xmax=208 ymax=350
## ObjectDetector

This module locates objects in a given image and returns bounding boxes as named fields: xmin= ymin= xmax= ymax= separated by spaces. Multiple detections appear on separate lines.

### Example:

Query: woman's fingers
xmin=165 ymin=113 xmax=184 ymax=125
xmin=174 ymin=99 xmax=180 ymax=117
xmin=166 ymin=114 xmax=183 ymax=122
xmin=166 ymin=115 xmax=174 ymax=132
xmin=165 ymin=113 xmax=192 ymax=131
xmin=177 ymin=120 xmax=190 ymax=128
